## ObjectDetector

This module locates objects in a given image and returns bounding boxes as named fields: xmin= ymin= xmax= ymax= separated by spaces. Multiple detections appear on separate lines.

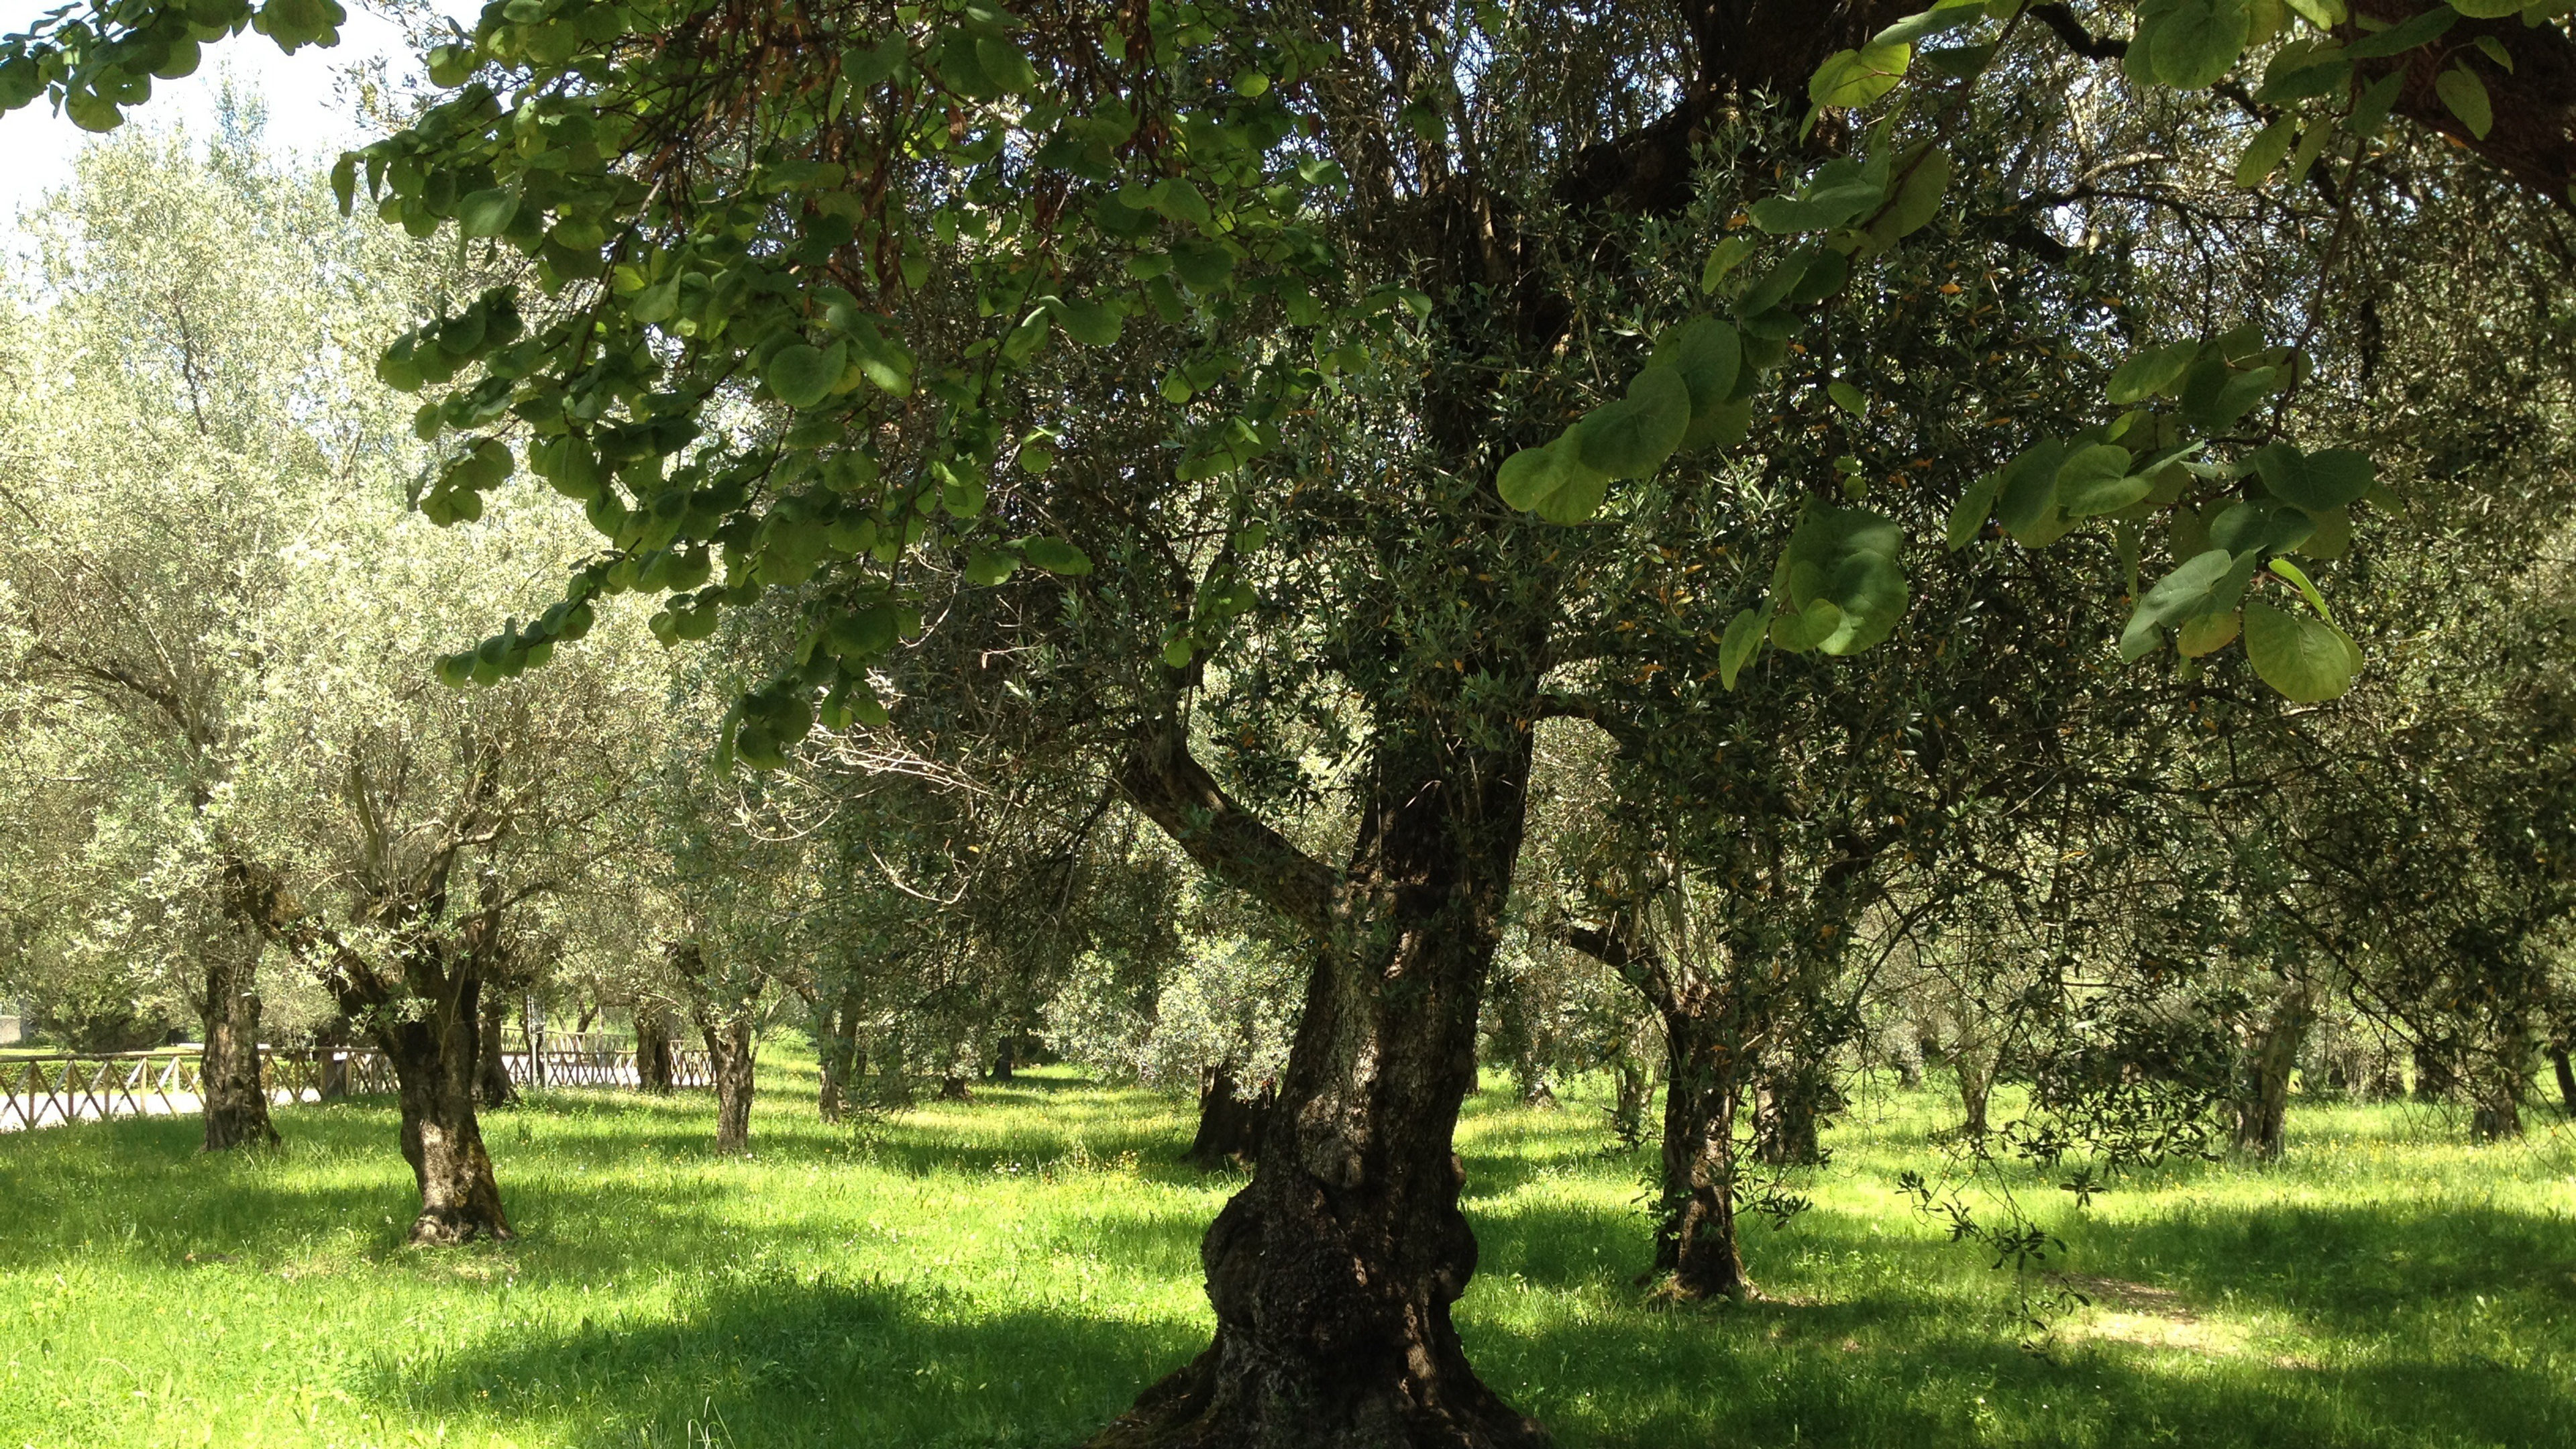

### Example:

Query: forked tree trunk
xmin=635 ymin=1004 xmax=677 ymax=1094
xmin=476 ymin=989 xmax=519 ymax=1109
xmin=376 ymin=976 xmax=511 ymax=1245
xmin=2551 ymin=1047 xmax=2576 ymax=1120
xmin=2231 ymin=984 xmax=2314 ymax=1160
xmin=199 ymin=932 xmax=277 ymax=1151
xmin=1093 ymin=735 xmax=1544 ymax=1449
xmin=702 ymin=1016 xmax=757 ymax=1152
xmin=1185 ymin=1063 xmax=1271 ymax=1169
xmin=1656 ymin=1017 xmax=1751 ymax=1299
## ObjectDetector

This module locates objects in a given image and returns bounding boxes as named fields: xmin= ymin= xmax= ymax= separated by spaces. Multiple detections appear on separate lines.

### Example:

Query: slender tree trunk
xmin=476 ymin=989 xmax=519 ymax=1109
xmin=1185 ymin=1062 xmax=1270 ymax=1169
xmin=1093 ymin=735 xmax=1544 ymax=1449
xmin=1655 ymin=1015 xmax=1751 ymax=1299
xmin=2231 ymin=984 xmax=2314 ymax=1160
xmin=702 ymin=1016 xmax=756 ymax=1152
xmin=635 ymin=1004 xmax=676 ymax=1094
xmin=2551 ymin=1047 xmax=2576 ymax=1120
xmin=376 ymin=976 xmax=511 ymax=1245
xmin=199 ymin=932 xmax=277 ymax=1150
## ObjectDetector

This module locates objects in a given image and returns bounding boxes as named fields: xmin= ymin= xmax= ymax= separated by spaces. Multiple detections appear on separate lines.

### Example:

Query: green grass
xmin=3 ymin=1046 xmax=2571 ymax=1449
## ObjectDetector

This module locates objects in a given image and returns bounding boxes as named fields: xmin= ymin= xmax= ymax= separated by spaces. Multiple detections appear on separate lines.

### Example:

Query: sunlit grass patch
xmin=2 ymin=1045 xmax=2571 ymax=1447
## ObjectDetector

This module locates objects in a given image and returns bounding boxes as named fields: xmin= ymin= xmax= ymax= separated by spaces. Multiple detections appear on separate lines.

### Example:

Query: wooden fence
xmin=0 ymin=1042 xmax=709 ymax=1134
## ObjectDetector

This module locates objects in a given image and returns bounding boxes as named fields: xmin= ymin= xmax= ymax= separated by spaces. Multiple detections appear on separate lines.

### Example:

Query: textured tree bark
xmin=1095 ymin=729 xmax=1544 ymax=1449
xmin=635 ymin=1004 xmax=677 ymax=1094
xmin=377 ymin=977 xmax=512 ymax=1245
xmin=199 ymin=931 xmax=277 ymax=1151
xmin=2231 ymin=983 xmax=2314 ymax=1160
xmin=475 ymin=989 xmax=519 ymax=1109
xmin=1656 ymin=1017 xmax=1751 ymax=1300
xmin=1184 ymin=1063 xmax=1271 ymax=1169
xmin=701 ymin=1016 xmax=757 ymax=1152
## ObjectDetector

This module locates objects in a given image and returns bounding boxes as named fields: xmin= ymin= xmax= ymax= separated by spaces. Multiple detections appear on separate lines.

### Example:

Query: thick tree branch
xmin=1116 ymin=717 xmax=1340 ymax=937
xmin=1546 ymin=915 xmax=1678 ymax=1015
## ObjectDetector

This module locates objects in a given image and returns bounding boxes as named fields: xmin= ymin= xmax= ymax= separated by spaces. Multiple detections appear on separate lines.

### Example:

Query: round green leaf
xmin=2434 ymin=64 xmax=2492 ymax=140
xmin=2147 ymin=0 xmax=2251 ymax=91
xmin=2055 ymin=443 xmax=2149 ymax=518
xmin=2251 ymin=442 xmax=2374 ymax=512
xmin=2121 ymin=547 xmax=2237 ymax=661
xmin=1995 ymin=437 xmax=2070 ymax=539
xmin=2105 ymin=340 xmax=2201 ymax=404
xmin=1497 ymin=439 xmax=1611 ymax=525
xmin=2243 ymin=599 xmax=2361 ymax=702
xmin=457 ymin=187 xmax=520 ymax=238
xmin=1020 ymin=537 xmax=1093 ymax=575
xmin=1650 ymin=317 xmax=1741 ymax=416
xmin=765 ymin=341 xmax=845 ymax=410
xmin=1568 ymin=364 xmax=1691 ymax=479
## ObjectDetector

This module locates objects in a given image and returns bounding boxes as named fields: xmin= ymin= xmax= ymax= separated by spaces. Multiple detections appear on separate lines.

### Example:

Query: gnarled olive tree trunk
xmin=229 ymin=859 xmax=513 ymax=1243
xmin=1656 ymin=1014 xmax=1752 ymax=1299
xmin=476 ymin=987 xmax=520 ymax=1109
xmin=674 ymin=943 xmax=762 ymax=1152
xmin=1955 ymin=1042 xmax=1996 ymax=1138
xmin=635 ymin=1001 xmax=678 ymax=1093
xmin=198 ymin=927 xmax=276 ymax=1151
xmin=810 ymin=983 xmax=865 ymax=1122
xmin=1183 ymin=1062 xmax=1271 ymax=1170
xmin=377 ymin=971 xmax=512 ymax=1245
xmin=2231 ymin=981 xmax=2314 ymax=1160
xmin=1095 ymin=726 xmax=1546 ymax=1449
xmin=2470 ymin=1044 xmax=2530 ymax=1142
xmin=1752 ymin=1057 xmax=1839 ymax=1168
xmin=702 ymin=1015 xmax=757 ymax=1152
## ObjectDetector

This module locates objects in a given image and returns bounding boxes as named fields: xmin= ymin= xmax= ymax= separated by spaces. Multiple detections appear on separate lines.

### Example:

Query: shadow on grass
xmin=373 ymin=1265 xmax=1201 ymax=1449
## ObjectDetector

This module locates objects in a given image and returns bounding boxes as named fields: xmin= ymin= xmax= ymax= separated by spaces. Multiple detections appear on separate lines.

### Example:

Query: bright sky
xmin=0 ymin=1 xmax=475 ymax=225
